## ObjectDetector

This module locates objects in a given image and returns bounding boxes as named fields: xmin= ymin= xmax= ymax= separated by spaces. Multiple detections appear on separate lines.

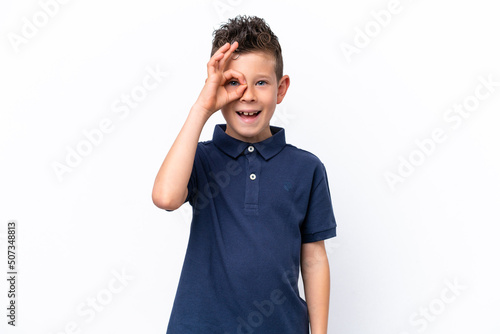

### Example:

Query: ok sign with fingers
xmin=194 ymin=41 xmax=248 ymax=117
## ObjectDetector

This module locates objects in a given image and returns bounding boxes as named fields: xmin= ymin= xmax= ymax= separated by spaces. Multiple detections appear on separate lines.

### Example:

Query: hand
xmin=194 ymin=41 xmax=247 ymax=117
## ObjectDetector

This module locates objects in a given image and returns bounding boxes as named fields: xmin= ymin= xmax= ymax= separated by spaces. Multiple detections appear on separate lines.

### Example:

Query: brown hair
xmin=211 ymin=15 xmax=283 ymax=81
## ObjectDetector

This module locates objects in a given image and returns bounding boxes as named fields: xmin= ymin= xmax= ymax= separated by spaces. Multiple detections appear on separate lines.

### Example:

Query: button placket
xmin=244 ymin=145 xmax=260 ymax=215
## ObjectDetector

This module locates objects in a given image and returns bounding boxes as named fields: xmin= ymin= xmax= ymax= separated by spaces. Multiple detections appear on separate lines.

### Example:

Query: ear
xmin=276 ymin=75 xmax=290 ymax=104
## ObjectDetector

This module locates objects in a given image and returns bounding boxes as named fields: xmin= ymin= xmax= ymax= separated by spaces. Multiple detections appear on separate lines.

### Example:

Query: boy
xmin=152 ymin=15 xmax=337 ymax=334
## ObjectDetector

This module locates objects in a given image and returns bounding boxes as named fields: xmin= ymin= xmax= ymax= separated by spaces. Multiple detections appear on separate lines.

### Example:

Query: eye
xmin=256 ymin=80 xmax=267 ymax=86
xmin=227 ymin=80 xmax=239 ymax=86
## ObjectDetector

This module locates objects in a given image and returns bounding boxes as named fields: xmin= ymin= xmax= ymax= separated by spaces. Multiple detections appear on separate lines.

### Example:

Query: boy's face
xmin=221 ymin=51 xmax=290 ymax=143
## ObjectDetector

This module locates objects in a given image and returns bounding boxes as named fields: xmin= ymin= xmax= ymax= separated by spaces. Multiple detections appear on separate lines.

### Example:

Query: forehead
xmin=226 ymin=51 xmax=276 ymax=78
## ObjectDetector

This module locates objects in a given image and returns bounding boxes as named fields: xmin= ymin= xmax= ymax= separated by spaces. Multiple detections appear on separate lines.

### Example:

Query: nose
xmin=240 ymin=84 xmax=256 ymax=102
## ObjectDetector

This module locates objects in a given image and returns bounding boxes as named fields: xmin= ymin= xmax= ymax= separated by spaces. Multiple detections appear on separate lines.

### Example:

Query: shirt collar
xmin=212 ymin=124 xmax=287 ymax=161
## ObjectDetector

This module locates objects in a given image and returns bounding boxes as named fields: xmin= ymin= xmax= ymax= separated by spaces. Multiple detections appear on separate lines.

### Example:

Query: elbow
xmin=152 ymin=190 xmax=182 ymax=211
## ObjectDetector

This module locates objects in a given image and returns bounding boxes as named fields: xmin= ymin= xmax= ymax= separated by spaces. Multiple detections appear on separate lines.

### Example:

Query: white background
xmin=1 ymin=0 xmax=499 ymax=333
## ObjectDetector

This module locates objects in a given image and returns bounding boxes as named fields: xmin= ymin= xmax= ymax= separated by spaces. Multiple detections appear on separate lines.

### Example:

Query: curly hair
xmin=211 ymin=15 xmax=283 ymax=80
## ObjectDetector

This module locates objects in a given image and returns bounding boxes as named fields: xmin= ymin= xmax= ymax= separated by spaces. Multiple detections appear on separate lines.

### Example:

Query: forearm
xmin=301 ymin=241 xmax=330 ymax=334
xmin=152 ymin=42 xmax=244 ymax=210
xmin=152 ymin=105 xmax=210 ymax=210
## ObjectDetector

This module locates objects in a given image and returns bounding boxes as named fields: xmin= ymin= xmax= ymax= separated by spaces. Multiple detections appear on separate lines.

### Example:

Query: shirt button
xmin=249 ymin=173 xmax=256 ymax=180
xmin=248 ymin=145 xmax=254 ymax=152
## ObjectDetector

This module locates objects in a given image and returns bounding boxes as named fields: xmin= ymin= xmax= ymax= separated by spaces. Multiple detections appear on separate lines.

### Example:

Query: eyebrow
xmin=254 ymin=74 xmax=273 ymax=79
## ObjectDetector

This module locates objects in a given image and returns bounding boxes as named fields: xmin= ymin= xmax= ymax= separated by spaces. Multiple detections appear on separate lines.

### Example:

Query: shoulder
xmin=184 ymin=141 xmax=216 ymax=171
xmin=199 ymin=139 xmax=213 ymax=148
xmin=281 ymin=144 xmax=329 ymax=189
xmin=282 ymin=143 xmax=325 ymax=168
xmin=194 ymin=139 xmax=215 ymax=155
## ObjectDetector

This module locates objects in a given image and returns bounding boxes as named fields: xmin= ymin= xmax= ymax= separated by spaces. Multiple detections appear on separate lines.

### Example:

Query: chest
xmin=193 ymin=148 xmax=314 ymax=221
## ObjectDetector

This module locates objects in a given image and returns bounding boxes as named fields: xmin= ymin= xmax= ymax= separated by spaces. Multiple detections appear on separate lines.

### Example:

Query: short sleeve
xmin=301 ymin=162 xmax=337 ymax=243
xmin=165 ymin=144 xmax=199 ymax=212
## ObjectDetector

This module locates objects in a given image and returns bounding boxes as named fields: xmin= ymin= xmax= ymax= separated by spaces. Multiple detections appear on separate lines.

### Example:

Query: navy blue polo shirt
xmin=166 ymin=124 xmax=337 ymax=334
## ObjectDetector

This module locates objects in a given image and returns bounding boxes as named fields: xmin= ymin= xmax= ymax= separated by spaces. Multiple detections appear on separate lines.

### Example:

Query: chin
xmin=231 ymin=125 xmax=260 ymax=136
xmin=226 ymin=121 xmax=268 ymax=140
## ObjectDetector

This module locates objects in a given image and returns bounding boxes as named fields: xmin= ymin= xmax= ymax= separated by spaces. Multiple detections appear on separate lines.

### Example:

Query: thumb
xmin=227 ymin=84 xmax=247 ymax=102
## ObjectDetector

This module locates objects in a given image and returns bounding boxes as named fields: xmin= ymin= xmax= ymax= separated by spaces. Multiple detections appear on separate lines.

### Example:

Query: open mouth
xmin=236 ymin=111 xmax=261 ymax=116
xmin=236 ymin=110 xmax=261 ymax=123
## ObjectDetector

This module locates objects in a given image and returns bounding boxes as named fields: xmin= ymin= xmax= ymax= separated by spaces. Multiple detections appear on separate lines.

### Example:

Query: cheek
xmin=220 ymin=106 xmax=230 ymax=116
xmin=261 ymin=90 xmax=278 ymax=106
xmin=221 ymin=101 xmax=237 ymax=117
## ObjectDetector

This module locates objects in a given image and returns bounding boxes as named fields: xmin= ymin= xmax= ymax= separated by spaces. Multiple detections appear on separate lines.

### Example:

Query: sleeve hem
xmin=302 ymin=226 xmax=337 ymax=243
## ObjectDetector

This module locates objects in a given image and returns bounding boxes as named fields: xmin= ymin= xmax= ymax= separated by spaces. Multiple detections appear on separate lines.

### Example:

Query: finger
xmin=222 ymin=69 xmax=246 ymax=85
xmin=227 ymin=84 xmax=247 ymax=102
xmin=214 ymin=42 xmax=231 ymax=57
xmin=219 ymin=41 xmax=238 ymax=70
xmin=218 ymin=41 xmax=239 ymax=70
xmin=207 ymin=52 xmax=225 ymax=76
xmin=207 ymin=43 xmax=229 ymax=75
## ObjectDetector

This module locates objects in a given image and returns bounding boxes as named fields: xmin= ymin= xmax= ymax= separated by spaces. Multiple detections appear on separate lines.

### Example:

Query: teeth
xmin=240 ymin=111 xmax=258 ymax=116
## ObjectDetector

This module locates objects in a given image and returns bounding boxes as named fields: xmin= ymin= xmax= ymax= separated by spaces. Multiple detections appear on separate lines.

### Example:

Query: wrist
xmin=190 ymin=104 xmax=213 ymax=123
